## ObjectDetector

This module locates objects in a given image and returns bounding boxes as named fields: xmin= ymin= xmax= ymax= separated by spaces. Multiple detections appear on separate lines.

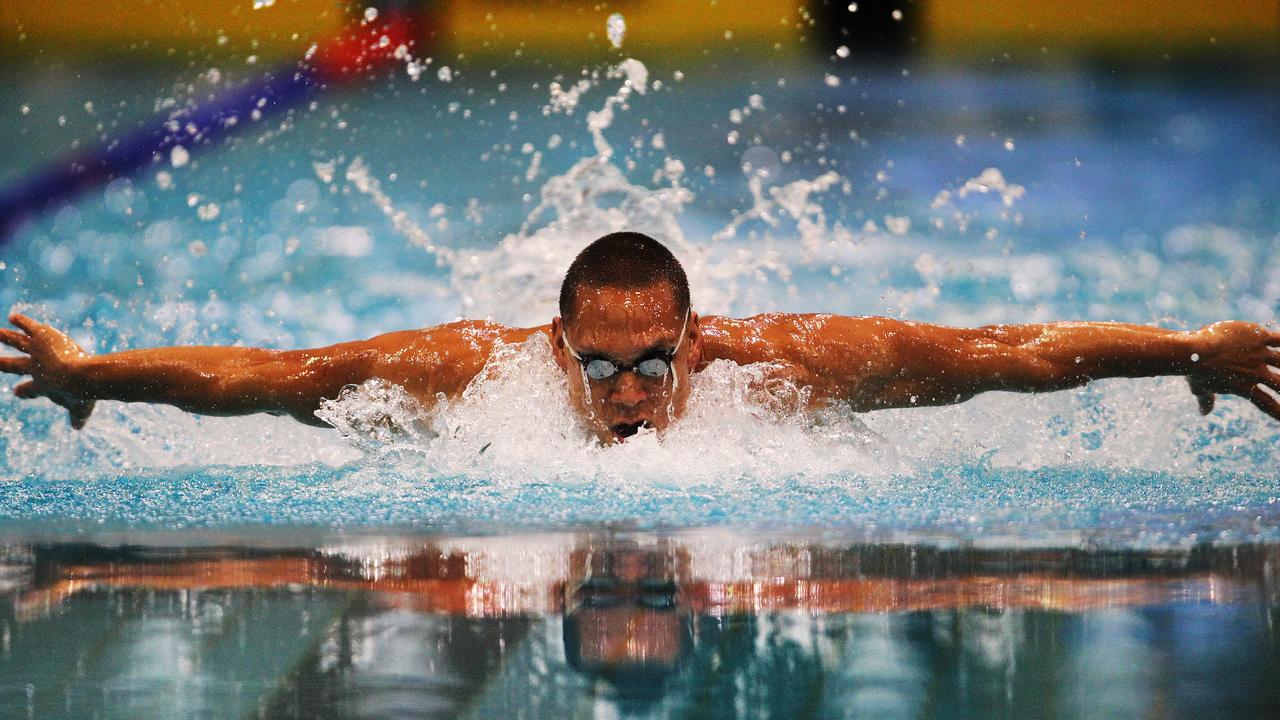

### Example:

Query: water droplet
xmin=606 ymin=13 xmax=626 ymax=49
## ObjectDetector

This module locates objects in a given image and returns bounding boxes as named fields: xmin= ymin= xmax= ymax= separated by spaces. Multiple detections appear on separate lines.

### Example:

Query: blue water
xmin=1 ymin=56 xmax=1279 ymax=545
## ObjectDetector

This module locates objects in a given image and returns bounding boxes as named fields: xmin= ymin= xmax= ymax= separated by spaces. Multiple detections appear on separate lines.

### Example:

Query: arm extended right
xmin=0 ymin=313 xmax=537 ymax=428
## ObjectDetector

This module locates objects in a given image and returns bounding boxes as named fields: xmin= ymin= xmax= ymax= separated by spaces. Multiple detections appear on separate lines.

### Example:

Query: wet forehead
xmin=566 ymin=284 xmax=684 ymax=352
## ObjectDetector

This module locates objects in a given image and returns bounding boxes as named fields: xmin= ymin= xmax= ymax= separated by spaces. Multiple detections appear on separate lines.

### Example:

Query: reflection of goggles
xmin=574 ymin=576 xmax=680 ymax=610
xmin=563 ymin=313 xmax=689 ymax=382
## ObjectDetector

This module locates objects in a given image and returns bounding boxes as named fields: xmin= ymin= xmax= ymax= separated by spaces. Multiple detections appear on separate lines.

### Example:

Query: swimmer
xmin=2 ymin=231 xmax=1279 ymax=444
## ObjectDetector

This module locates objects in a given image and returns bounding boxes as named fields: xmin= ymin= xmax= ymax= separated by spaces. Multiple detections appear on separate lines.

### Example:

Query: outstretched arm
xmin=0 ymin=313 xmax=539 ymax=428
xmin=704 ymin=315 xmax=1280 ymax=420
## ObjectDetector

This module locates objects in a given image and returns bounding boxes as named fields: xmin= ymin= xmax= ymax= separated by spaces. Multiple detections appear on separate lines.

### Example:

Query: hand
xmin=0 ymin=313 xmax=96 ymax=429
xmin=1187 ymin=321 xmax=1280 ymax=421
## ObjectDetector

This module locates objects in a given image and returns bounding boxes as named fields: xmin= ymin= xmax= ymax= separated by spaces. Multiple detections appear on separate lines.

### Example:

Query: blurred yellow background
xmin=2 ymin=0 xmax=1277 ymax=60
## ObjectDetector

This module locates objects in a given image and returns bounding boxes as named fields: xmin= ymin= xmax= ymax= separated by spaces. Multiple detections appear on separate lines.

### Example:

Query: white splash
xmin=5 ymin=54 xmax=1279 ymax=510
xmin=316 ymin=337 xmax=893 ymax=485
xmin=326 ymin=157 xmax=449 ymax=263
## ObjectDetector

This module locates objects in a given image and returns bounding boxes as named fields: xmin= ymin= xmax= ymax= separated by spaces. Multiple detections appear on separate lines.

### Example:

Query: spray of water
xmin=0 ymin=53 xmax=1277 ymax=540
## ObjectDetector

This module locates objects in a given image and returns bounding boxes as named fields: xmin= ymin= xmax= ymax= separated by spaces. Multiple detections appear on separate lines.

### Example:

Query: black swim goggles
xmin=562 ymin=313 xmax=689 ymax=382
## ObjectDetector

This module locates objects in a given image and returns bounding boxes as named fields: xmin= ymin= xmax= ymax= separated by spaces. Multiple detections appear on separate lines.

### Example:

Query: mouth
xmin=611 ymin=420 xmax=650 ymax=440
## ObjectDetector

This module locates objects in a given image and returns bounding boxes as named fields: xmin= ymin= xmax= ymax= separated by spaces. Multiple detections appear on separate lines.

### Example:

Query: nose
xmin=608 ymin=371 xmax=648 ymax=407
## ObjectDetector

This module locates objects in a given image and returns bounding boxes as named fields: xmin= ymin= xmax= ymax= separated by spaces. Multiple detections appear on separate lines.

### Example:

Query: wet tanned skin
xmin=550 ymin=284 xmax=701 ymax=443
xmin=3 ymin=285 xmax=1280 ymax=439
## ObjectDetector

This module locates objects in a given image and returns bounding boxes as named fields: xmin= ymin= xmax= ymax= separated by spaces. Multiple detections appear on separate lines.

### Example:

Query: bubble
xmin=437 ymin=66 xmax=453 ymax=82
xmin=740 ymin=145 xmax=781 ymax=184
xmin=197 ymin=202 xmax=220 ymax=221
xmin=170 ymin=145 xmax=190 ymax=168
xmin=252 ymin=0 xmax=276 ymax=8
xmin=40 ymin=244 xmax=74 ymax=276
xmin=363 ymin=6 xmax=378 ymax=22
xmin=103 ymin=177 xmax=137 ymax=215
xmin=836 ymin=45 xmax=850 ymax=59
xmin=286 ymin=178 xmax=321 ymax=212
xmin=884 ymin=215 xmax=911 ymax=235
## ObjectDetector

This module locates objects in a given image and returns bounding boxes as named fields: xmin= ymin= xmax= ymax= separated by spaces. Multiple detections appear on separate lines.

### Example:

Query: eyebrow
xmin=576 ymin=341 xmax=677 ymax=364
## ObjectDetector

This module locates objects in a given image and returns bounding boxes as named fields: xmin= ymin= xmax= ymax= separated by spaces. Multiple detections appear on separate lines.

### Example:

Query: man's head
xmin=551 ymin=232 xmax=702 ymax=443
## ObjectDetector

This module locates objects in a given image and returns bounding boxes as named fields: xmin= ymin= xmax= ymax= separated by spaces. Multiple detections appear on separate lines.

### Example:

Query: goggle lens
xmin=582 ymin=356 xmax=672 ymax=381
xmin=636 ymin=357 xmax=671 ymax=377
xmin=585 ymin=359 xmax=618 ymax=380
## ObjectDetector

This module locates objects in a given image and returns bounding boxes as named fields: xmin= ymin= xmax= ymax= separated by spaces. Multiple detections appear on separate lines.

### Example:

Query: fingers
xmin=69 ymin=400 xmax=95 ymax=430
xmin=1249 ymin=385 xmax=1280 ymax=423
xmin=0 ymin=355 xmax=30 ymax=375
xmin=0 ymin=328 xmax=30 ymax=353
xmin=7 ymin=313 xmax=42 ymax=336
xmin=10 ymin=381 xmax=93 ymax=429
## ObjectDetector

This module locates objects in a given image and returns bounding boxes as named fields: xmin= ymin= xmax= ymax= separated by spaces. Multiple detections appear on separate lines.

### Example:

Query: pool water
xmin=1 ymin=532 xmax=1277 ymax=719
xmin=1 ymin=46 xmax=1278 ymax=717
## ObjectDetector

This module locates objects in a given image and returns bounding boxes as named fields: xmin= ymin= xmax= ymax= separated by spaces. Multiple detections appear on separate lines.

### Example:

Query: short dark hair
xmin=558 ymin=232 xmax=691 ymax=322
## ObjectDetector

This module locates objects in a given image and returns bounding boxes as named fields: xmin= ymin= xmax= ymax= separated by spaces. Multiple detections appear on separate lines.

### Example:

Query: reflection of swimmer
xmin=3 ymin=232 xmax=1278 ymax=443
xmin=13 ymin=539 xmax=1275 ymax=617
xmin=560 ymin=540 xmax=693 ymax=701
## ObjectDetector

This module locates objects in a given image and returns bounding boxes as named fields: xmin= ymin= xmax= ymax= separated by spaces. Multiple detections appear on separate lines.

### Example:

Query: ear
xmin=685 ymin=311 xmax=703 ymax=371
xmin=550 ymin=316 xmax=570 ymax=372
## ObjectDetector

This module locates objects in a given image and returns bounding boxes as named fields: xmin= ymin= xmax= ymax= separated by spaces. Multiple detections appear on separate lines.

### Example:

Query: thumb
xmin=1188 ymin=377 xmax=1215 ymax=416
xmin=13 ymin=380 xmax=43 ymax=399
xmin=1196 ymin=392 xmax=1216 ymax=416
xmin=69 ymin=400 xmax=95 ymax=430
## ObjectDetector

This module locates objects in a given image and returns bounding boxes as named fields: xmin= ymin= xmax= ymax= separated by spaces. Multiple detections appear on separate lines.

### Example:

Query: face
xmin=551 ymin=283 xmax=701 ymax=444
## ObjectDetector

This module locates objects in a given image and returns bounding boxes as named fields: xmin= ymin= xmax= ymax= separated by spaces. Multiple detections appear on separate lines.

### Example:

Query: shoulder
xmin=701 ymin=313 xmax=897 ymax=364
xmin=699 ymin=313 xmax=901 ymax=394
xmin=368 ymin=321 xmax=551 ymax=397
